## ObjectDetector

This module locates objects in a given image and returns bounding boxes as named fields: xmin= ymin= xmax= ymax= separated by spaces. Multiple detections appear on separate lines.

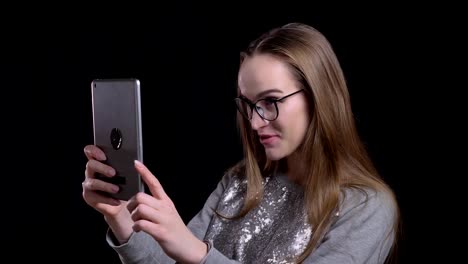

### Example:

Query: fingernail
xmin=112 ymin=185 xmax=119 ymax=193
xmin=134 ymin=160 xmax=143 ymax=167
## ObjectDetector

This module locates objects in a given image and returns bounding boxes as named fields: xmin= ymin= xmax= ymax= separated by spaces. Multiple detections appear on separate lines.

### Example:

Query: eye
xmin=264 ymin=97 xmax=278 ymax=105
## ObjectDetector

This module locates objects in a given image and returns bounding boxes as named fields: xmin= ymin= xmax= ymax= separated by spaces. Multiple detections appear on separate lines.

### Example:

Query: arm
xmin=106 ymin=168 xmax=237 ymax=264
xmin=107 ymin=230 xmax=173 ymax=264
xmin=303 ymin=189 xmax=397 ymax=264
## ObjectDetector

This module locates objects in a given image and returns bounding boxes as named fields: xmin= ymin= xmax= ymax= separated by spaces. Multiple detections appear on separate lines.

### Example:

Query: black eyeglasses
xmin=234 ymin=89 xmax=304 ymax=121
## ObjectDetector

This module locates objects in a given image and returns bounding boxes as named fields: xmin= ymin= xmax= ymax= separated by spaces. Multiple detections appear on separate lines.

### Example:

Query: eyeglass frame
xmin=234 ymin=89 xmax=305 ymax=121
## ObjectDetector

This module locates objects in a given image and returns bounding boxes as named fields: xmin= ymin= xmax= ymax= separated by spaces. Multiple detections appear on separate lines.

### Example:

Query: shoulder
xmin=338 ymin=187 xmax=397 ymax=224
xmin=305 ymin=187 xmax=398 ymax=264
xmin=222 ymin=160 xmax=247 ymax=182
xmin=213 ymin=160 xmax=247 ymax=191
xmin=225 ymin=159 xmax=246 ymax=177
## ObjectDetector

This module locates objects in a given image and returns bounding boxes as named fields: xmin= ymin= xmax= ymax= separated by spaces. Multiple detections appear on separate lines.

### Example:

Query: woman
xmin=83 ymin=22 xmax=400 ymax=263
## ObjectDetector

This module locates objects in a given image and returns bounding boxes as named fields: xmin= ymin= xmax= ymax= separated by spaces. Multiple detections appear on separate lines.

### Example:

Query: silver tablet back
xmin=91 ymin=78 xmax=144 ymax=201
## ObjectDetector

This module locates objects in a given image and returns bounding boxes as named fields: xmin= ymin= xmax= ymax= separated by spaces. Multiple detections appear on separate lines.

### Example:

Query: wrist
xmin=104 ymin=211 xmax=134 ymax=244
xmin=187 ymin=239 xmax=209 ymax=264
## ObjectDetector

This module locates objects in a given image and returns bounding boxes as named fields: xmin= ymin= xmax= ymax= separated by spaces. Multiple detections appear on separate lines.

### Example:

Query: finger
xmin=82 ymin=178 xmax=120 ymax=194
xmin=130 ymin=203 xmax=162 ymax=224
xmin=95 ymin=198 xmax=122 ymax=208
xmin=132 ymin=220 xmax=167 ymax=241
xmin=134 ymin=160 xmax=169 ymax=200
xmin=82 ymin=184 xmax=121 ymax=206
xmin=84 ymin=145 xmax=107 ymax=161
xmin=85 ymin=160 xmax=116 ymax=179
xmin=127 ymin=192 xmax=164 ymax=213
xmin=132 ymin=220 xmax=162 ymax=235
xmin=84 ymin=192 xmax=122 ymax=207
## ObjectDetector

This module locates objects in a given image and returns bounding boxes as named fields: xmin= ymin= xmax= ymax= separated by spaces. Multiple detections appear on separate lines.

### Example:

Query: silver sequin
xmin=204 ymin=174 xmax=312 ymax=263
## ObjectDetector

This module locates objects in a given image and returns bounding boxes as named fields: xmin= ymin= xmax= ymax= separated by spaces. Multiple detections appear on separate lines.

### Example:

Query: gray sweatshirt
xmin=107 ymin=171 xmax=396 ymax=263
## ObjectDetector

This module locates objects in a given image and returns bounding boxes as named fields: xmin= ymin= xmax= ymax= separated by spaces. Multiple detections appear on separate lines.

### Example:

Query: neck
xmin=285 ymin=152 xmax=305 ymax=184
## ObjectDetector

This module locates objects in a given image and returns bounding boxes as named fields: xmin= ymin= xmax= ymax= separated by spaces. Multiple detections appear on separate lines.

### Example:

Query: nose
xmin=250 ymin=110 xmax=269 ymax=130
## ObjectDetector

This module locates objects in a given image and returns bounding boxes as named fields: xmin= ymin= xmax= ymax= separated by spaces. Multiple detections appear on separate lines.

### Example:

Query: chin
xmin=264 ymin=149 xmax=287 ymax=161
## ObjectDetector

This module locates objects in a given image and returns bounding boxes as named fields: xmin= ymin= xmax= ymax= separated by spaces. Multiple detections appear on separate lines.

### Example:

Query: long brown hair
xmin=226 ymin=23 xmax=400 ymax=263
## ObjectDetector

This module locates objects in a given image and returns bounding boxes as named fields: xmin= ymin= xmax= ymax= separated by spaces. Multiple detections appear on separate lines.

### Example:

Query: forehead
xmin=238 ymin=54 xmax=296 ymax=98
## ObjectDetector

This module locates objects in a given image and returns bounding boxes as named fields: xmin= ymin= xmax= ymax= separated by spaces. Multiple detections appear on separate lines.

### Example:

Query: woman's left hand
xmin=127 ymin=160 xmax=208 ymax=264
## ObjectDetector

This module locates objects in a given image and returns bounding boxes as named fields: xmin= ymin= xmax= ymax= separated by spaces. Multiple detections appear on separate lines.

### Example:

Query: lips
xmin=259 ymin=134 xmax=279 ymax=145
xmin=259 ymin=134 xmax=276 ymax=139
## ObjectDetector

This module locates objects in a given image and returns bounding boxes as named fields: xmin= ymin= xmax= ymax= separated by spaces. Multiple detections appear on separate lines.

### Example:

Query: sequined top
xmin=203 ymin=173 xmax=311 ymax=263
xmin=108 ymin=170 xmax=396 ymax=264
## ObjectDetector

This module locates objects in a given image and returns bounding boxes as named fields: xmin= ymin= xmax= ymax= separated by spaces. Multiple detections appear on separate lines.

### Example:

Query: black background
xmin=4 ymin=4 xmax=462 ymax=263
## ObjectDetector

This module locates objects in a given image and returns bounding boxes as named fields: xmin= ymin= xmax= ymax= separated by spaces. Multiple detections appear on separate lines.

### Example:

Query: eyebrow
xmin=240 ymin=88 xmax=283 ymax=101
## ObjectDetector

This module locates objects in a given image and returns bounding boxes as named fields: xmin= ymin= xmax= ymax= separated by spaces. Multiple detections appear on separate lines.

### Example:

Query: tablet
xmin=91 ymin=78 xmax=144 ymax=201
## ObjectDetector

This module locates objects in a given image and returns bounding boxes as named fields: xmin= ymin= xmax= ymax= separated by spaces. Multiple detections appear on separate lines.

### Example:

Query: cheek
xmin=278 ymin=103 xmax=310 ymax=142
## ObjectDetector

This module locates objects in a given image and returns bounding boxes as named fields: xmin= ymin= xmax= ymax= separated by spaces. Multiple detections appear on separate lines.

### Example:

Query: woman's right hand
xmin=82 ymin=145 xmax=127 ymax=217
xmin=82 ymin=144 xmax=135 ymax=243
